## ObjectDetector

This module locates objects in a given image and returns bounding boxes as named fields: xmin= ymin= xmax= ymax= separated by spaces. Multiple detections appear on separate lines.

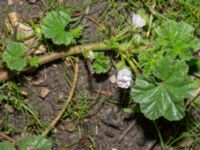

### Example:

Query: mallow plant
xmin=132 ymin=20 xmax=200 ymax=121
xmin=1 ymin=10 xmax=200 ymax=123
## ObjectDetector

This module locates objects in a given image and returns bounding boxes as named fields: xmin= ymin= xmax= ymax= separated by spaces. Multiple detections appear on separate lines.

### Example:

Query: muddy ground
xmin=0 ymin=0 xmax=179 ymax=150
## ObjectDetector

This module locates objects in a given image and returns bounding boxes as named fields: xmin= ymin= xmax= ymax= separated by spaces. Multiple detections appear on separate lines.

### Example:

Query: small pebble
xmin=40 ymin=87 xmax=50 ymax=99
xmin=32 ymin=79 xmax=44 ymax=86
xmin=65 ymin=122 xmax=76 ymax=132
xmin=109 ymin=74 xmax=117 ymax=84
xmin=104 ymin=130 xmax=115 ymax=138
xmin=20 ymin=90 xmax=28 ymax=96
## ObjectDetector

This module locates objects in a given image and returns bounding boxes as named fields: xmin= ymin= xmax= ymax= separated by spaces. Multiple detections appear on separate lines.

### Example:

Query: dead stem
xmin=0 ymin=132 xmax=15 ymax=143
xmin=42 ymin=62 xmax=79 ymax=137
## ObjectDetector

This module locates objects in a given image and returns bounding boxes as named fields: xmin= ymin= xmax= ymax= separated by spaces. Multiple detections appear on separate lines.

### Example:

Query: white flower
xmin=117 ymin=67 xmax=132 ymax=89
xmin=132 ymin=13 xmax=146 ymax=28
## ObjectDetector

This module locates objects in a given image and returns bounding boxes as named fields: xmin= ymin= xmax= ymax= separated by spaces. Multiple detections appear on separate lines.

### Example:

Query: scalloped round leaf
xmin=138 ymin=51 xmax=163 ymax=76
xmin=16 ymin=135 xmax=52 ymax=150
xmin=155 ymin=20 xmax=200 ymax=60
xmin=41 ymin=10 xmax=75 ymax=46
xmin=131 ymin=58 xmax=195 ymax=121
xmin=153 ymin=57 xmax=189 ymax=82
xmin=3 ymin=41 xmax=28 ymax=71
xmin=131 ymin=76 xmax=190 ymax=121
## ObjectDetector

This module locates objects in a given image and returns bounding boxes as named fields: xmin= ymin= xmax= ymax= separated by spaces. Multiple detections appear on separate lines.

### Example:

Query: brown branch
xmin=42 ymin=62 xmax=79 ymax=137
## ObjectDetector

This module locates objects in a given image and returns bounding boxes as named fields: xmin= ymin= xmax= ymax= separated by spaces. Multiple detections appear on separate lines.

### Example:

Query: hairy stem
xmin=153 ymin=121 xmax=165 ymax=150
xmin=39 ymin=42 xmax=112 ymax=65
xmin=0 ymin=42 xmax=139 ymax=83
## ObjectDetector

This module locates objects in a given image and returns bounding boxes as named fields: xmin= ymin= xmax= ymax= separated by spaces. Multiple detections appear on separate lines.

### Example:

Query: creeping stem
xmin=0 ymin=42 xmax=140 ymax=83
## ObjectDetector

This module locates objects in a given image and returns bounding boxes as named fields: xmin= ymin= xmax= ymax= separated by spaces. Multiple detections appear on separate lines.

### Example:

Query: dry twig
xmin=118 ymin=120 xmax=136 ymax=143
xmin=42 ymin=63 xmax=79 ymax=137
xmin=0 ymin=132 xmax=15 ymax=143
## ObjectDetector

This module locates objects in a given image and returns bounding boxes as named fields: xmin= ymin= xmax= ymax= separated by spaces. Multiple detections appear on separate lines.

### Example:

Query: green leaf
xmin=71 ymin=26 xmax=83 ymax=39
xmin=92 ymin=52 xmax=110 ymax=74
xmin=155 ymin=20 xmax=200 ymax=60
xmin=105 ymin=38 xmax=119 ymax=49
xmin=131 ymin=58 xmax=194 ymax=121
xmin=115 ymin=60 xmax=126 ymax=70
xmin=41 ymin=10 xmax=82 ymax=46
xmin=3 ymin=41 xmax=28 ymax=71
xmin=16 ymin=135 xmax=52 ymax=150
xmin=0 ymin=142 xmax=16 ymax=150
xmin=26 ymin=56 xmax=40 ymax=68
xmin=138 ymin=51 xmax=163 ymax=76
